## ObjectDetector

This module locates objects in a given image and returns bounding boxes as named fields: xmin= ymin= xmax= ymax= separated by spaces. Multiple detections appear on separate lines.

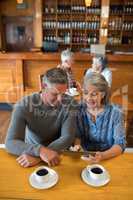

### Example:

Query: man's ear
xmin=42 ymin=83 xmax=47 ymax=89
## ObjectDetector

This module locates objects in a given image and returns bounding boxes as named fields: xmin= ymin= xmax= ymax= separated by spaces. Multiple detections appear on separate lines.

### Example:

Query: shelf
xmin=42 ymin=0 xmax=133 ymax=51
xmin=43 ymin=13 xmax=56 ymax=15
xmin=71 ymin=43 xmax=87 ymax=45
xmin=42 ymin=0 xmax=102 ymax=51
xmin=108 ymin=29 xmax=122 ymax=31
xmin=107 ymin=44 xmax=133 ymax=47
xmin=57 ymin=12 xmax=71 ymax=15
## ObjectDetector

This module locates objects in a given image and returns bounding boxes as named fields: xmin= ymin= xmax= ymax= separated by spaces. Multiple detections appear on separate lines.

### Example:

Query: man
xmin=5 ymin=68 xmax=78 ymax=167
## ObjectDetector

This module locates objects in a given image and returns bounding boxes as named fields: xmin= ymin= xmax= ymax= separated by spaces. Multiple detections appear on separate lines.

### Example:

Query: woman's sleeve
xmin=113 ymin=107 xmax=126 ymax=151
xmin=103 ymin=69 xmax=112 ymax=87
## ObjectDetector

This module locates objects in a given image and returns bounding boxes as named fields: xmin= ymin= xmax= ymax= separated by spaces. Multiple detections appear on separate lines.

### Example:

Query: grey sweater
xmin=5 ymin=93 xmax=78 ymax=157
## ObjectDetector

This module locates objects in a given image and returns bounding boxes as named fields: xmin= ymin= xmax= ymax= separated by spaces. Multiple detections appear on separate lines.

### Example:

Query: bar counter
xmin=0 ymin=148 xmax=133 ymax=200
xmin=0 ymin=52 xmax=133 ymax=103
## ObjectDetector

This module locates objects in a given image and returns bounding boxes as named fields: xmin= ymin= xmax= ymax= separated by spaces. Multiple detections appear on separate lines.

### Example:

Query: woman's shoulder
xmin=102 ymin=67 xmax=112 ymax=75
xmin=103 ymin=104 xmax=124 ymax=125
xmin=107 ymin=104 xmax=124 ymax=117
xmin=85 ymin=68 xmax=92 ymax=75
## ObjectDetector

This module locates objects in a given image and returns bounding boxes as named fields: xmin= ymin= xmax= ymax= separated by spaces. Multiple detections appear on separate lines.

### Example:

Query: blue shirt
xmin=76 ymin=103 xmax=126 ymax=151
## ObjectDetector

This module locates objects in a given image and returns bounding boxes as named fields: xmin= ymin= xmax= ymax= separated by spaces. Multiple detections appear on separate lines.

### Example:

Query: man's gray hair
xmin=42 ymin=68 xmax=68 ymax=86
xmin=83 ymin=72 xmax=110 ymax=105
xmin=61 ymin=49 xmax=74 ymax=63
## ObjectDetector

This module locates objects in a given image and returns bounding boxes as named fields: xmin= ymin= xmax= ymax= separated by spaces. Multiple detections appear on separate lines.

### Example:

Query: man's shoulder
xmin=102 ymin=67 xmax=112 ymax=75
xmin=15 ymin=92 xmax=41 ymax=109
xmin=85 ymin=68 xmax=92 ymax=75
xmin=61 ymin=94 xmax=79 ymax=110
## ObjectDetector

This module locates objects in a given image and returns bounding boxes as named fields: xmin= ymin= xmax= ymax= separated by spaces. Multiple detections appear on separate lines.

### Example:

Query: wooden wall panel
xmin=110 ymin=62 xmax=133 ymax=104
xmin=34 ymin=0 xmax=42 ymax=49
xmin=0 ymin=60 xmax=17 ymax=102
xmin=23 ymin=60 xmax=59 ymax=91
xmin=0 ymin=53 xmax=133 ymax=106
xmin=0 ymin=0 xmax=34 ymax=16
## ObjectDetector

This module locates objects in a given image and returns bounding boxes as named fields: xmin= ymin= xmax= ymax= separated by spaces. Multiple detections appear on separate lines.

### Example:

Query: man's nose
xmin=57 ymin=94 xmax=62 ymax=102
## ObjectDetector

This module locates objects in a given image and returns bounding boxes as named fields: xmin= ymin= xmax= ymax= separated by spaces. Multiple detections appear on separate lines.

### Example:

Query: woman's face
xmin=83 ymin=85 xmax=104 ymax=110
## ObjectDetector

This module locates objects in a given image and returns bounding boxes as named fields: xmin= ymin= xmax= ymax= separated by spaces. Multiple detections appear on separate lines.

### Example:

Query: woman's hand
xmin=81 ymin=152 xmax=103 ymax=163
xmin=16 ymin=154 xmax=41 ymax=168
xmin=90 ymin=152 xmax=103 ymax=163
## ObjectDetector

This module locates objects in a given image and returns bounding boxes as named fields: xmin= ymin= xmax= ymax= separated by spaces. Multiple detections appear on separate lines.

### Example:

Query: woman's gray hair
xmin=83 ymin=72 xmax=110 ymax=105
xmin=61 ymin=49 xmax=73 ymax=63
xmin=94 ymin=55 xmax=108 ymax=71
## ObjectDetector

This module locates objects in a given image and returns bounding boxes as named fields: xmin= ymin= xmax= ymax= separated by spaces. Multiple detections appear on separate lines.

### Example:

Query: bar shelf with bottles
xmin=42 ymin=0 xmax=101 ymax=51
xmin=107 ymin=0 xmax=133 ymax=49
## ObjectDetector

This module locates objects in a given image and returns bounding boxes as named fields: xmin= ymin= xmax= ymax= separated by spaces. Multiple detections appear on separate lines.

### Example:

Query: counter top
xmin=0 ymin=52 xmax=133 ymax=61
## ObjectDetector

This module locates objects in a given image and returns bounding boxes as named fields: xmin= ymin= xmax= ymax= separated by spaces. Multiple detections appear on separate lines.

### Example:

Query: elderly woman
xmin=57 ymin=49 xmax=80 ymax=95
xmin=85 ymin=55 xmax=112 ymax=87
xmin=73 ymin=73 xmax=126 ymax=163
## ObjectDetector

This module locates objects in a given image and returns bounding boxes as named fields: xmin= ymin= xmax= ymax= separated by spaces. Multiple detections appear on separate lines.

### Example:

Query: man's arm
xmin=5 ymin=104 xmax=41 ymax=157
xmin=47 ymin=112 xmax=77 ymax=151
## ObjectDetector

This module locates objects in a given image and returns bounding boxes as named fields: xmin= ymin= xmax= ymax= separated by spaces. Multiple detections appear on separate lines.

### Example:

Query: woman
xmin=85 ymin=55 xmax=112 ymax=87
xmin=57 ymin=49 xmax=80 ymax=96
xmin=73 ymin=73 xmax=126 ymax=163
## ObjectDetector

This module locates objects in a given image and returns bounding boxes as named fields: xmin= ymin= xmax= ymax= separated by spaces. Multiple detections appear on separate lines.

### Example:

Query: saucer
xmin=81 ymin=168 xmax=110 ymax=187
xmin=29 ymin=167 xmax=59 ymax=189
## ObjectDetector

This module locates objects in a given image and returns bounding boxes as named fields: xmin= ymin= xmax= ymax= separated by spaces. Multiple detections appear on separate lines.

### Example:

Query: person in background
xmin=85 ymin=55 xmax=112 ymax=87
xmin=72 ymin=73 xmax=126 ymax=163
xmin=5 ymin=68 xmax=78 ymax=168
xmin=57 ymin=49 xmax=81 ymax=95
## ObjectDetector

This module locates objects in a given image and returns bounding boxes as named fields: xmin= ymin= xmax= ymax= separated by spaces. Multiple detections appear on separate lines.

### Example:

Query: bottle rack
xmin=42 ymin=0 xmax=101 ymax=51
xmin=107 ymin=0 xmax=133 ymax=47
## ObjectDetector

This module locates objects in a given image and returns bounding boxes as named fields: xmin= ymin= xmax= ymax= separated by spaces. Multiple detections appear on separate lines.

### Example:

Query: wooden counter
xmin=0 ymin=149 xmax=133 ymax=200
xmin=0 ymin=52 xmax=133 ymax=104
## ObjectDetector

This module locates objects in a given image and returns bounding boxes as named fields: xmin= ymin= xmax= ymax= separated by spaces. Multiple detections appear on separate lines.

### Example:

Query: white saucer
xmin=29 ymin=167 xmax=59 ymax=189
xmin=81 ymin=168 xmax=110 ymax=187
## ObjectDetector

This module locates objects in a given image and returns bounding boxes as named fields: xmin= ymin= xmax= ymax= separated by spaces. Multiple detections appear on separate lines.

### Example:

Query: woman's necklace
xmin=87 ymin=107 xmax=105 ymax=122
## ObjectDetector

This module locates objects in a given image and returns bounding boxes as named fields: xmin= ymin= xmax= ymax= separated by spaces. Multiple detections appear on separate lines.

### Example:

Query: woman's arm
xmin=94 ymin=144 xmax=122 ymax=162
xmin=85 ymin=106 xmax=126 ymax=163
xmin=82 ymin=144 xmax=122 ymax=163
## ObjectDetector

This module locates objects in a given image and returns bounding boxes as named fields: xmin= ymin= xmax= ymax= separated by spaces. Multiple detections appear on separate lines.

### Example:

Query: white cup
xmin=86 ymin=164 xmax=105 ymax=180
xmin=34 ymin=167 xmax=49 ymax=183
xmin=69 ymin=87 xmax=77 ymax=94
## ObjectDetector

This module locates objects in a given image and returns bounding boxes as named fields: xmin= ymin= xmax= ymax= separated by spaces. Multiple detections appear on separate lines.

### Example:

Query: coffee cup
xmin=69 ymin=87 xmax=77 ymax=94
xmin=34 ymin=167 xmax=49 ymax=183
xmin=86 ymin=164 xmax=105 ymax=180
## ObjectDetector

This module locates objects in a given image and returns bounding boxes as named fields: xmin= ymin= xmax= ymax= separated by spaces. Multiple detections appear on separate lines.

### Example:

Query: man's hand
xmin=16 ymin=154 xmax=41 ymax=168
xmin=39 ymin=146 xmax=60 ymax=167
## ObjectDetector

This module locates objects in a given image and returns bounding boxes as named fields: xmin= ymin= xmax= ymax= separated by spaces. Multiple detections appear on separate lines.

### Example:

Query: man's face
xmin=42 ymin=83 xmax=68 ymax=106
